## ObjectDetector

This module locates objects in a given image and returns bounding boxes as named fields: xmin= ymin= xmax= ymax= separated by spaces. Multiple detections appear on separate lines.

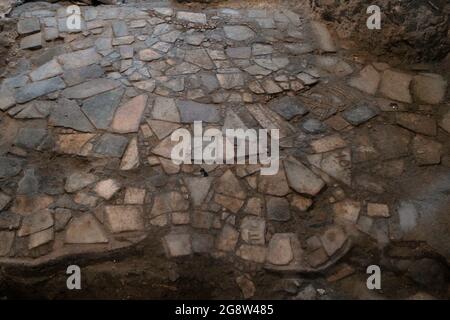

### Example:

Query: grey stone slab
xmin=82 ymin=88 xmax=124 ymax=130
xmin=93 ymin=133 xmax=128 ymax=157
xmin=15 ymin=77 xmax=66 ymax=103
xmin=49 ymin=98 xmax=94 ymax=132
xmin=176 ymin=100 xmax=221 ymax=123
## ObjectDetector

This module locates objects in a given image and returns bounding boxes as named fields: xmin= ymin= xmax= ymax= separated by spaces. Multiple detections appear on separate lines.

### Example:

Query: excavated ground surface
xmin=0 ymin=0 xmax=449 ymax=299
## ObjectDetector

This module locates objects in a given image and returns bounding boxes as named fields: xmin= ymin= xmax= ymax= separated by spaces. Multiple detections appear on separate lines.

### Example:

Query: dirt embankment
xmin=309 ymin=0 xmax=450 ymax=63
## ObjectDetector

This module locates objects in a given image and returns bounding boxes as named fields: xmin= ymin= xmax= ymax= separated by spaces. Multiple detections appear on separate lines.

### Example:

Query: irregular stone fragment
xmin=266 ymin=196 xmax=291 ymax=222
xmin=192 ymin=233 xmax=214 ymax=253
xmin=138 ymin=48 xmax=162 ymax=61
xmin=150 ymin=97 xmax=180 ymax=123
xmin=311 ymin=21 xmax=336 ymax=52
xmin=320 ymin=226 xmax=347 ymax=256
xmin=367 ymin=203 xmax=390 ymax=217
xmin=396 ymin=113 xmax=437 ymax=136
xmin=105 ymin=205 xmax=145 ymax=233
xmin=223 ymin=25 xmax=255 ymax=41
xmin=184 ymin=49 xmax=214 ymax=70
xmin=0 ymin=85 xmax=16 ymax=111
xmin=17 ymin=169 xmax=39 ymax=195
xmin=284 ymin=157 xmax=325 ymax=196
xmin=216 ymin=73 xmax=244 ymax=89
xmin=14 ymin=128 xmax=47 ymax=149
xmin=266 ymin=233 xmax=294 ymax=265
xmin=267 ymin=96 xmax=308 ymax=120
xmin=236 ymin=275 xmax=256 ymax=299
xmin=216 ymin=224 xmax=239 ymax=252
xmin=310 ymin=135 xmax=347 ymax=153
xmin=147 ymin=119 xmax=180 ymax=140
xmin=307 ymin=148 xmax=352 ymax=186
xmin=412 ymin=73 xmax=447 ymax=104
xmin=49 ymin=98 xmax=94 ymax=132
xmin=20 ymin=32 xmax=43 ymax=50
xmin=65 ymin=214 xmax=108 ymax=244
xmin=62 ymin=78 xmax=120 ymax=99
xmin=111 ymin=94 xmax=148 ymax=133
xmin=63 ymin=64 xmax=104 ymax=86
xmin=291 ymin=195 xmax=312 ymax=212
xmin=163 ymin=233 xmax=192 ymax=257
xmin=348 ymin=65 xmax=380 ymax=95
xmin=215 ymin=170 xmax=247 ymax=199
xmin=412 ymin=135 xmax=442 ymax=165
xmin=58 ymin=48 xmax=101 ymax=70
xmin=176 ymin=11 xmax=207 ymax=24
xmin=342 ymin=104 xmax=379 ymax=126
xmin=120 ymin=137 xmax=140 ymax=170
xmin=214 ymin=194 xmax=244 ymax=213
xmin=240 ymin=216 xmax=265 ymax=245
xmin=18 ymin=18 xmax=40 ymax=35
xmin=82 ymin=88 xmax=124 ymax=130
xmin=0 ymin=192 xmax=12 ymax=211
xmin=370 ymin=125 xmax=412 ymax=160
xmin=29 ymin=59 xmax=63 ymax=82
xmin=184 ymin=177 xmax=213 ymax=207
xmin=14 ymin=100 xmax=54 ymax=119
xmin=0 ymin=157 xmax=23 ymax=179
xmin=15 ymin=77 xmax=66 ymax=103
xmin=236 ymin=245 xmax=266 ymax=264
xmin=0 ymin=231 xmax=15 ymax=256
xmin=18 ymin=210 xmax=54 ymax=237
xmin=28 ymin=228 xmax=54 ymax=249
xmin=176 ymin=100 xmax=221 ymax=123
xmin=94 ymin=179 xmax=121 ymax=200
xmin=258 ymin=169 xmax=290 ymax=196
xmin=379 ymin=69 xmax=413 ymax=103
xmin=333 ymin=199 xmax=361 ymax=224
xmin=124 ymin=188 xmax=146 ymax=205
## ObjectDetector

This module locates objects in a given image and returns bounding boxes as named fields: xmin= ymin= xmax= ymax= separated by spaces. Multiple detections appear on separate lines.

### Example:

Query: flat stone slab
xmin=342 ymin=103 xmax=379 ymax=126
xmin=176 ymin=100 xmax=221 ymax=123
xmin=57 ymin=48 xmax=101 ymax=70
xmin=15 ymin=77 xmax=66 ymax=103
xmin=223 ymin=25 xmax=256 ymax=41
xmin=93 ymin=134 xmax=128 ymax=157
xmin=82 ymin=88 xmax=125 ymax=130
xmin=284 ymin=157 xmax=325 ymax=196
xmin=105 ymin=205 xmax=145 ymax=233
xmin=379 ymin=69 xmax=413 ymax=103
xmin=176 ymin=11 xmax=207 ymax=24
xmin=111 ymin=94 xmax=148 ymax=133
xmin=49 ymin=98 xmax=95 ymax=132
xmin=65 ymin=215 xmax=108 ymax=244
xmin=62 ymin=79 xmax=120 ymax=99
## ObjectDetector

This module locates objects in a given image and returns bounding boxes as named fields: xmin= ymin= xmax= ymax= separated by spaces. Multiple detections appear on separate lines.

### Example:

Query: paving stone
xmin=65 ymin=172 xmax=98 ymax=193
xmin=17 ymin=169 xmax=39 ymax=195
xmin=215 ymin=170 xmax=247 ymax=199
xmin=163 ymin=233 xmax=192 ymax=257
xmin=62 ymin=78 xmax=120 ymax=99
xmin=138 ymin=48 xmax=162 ymax=61
xmin=266 ymin=233 xmax=294 ymax=265
xmin=308 ymin=148 xmax=352 ymax=186
xmin=18 ymin=210 xmax=54 ymax=237
xmin=310 ymin=134 xmax=347 ymax=153
xmin=184 ymin=176 xmax=213 ymax=207
xmin=147 ymin=119 xmax=181 ymax=140
xmin=105 ymin=205 xmax=145 ymax=233
xmin=266 ymin=196 xmax=291 ymax=222
xmin=176 ymin=100 xmax=221 ymax=123
xmin=216 ymin=73 xmax=244 ymax=89
xmin=176 ymin=11 xmax=207 ymax=24
xmin=348 ymin=65 xmax=380 ymax=95
xmin=112 ymin=20 xmax=128 ymax=37
xmin=124 ymin=187 xmax=146 ymax=205
xmin=439 ymin=111 xmax=450 ymax=134
xmin=342 ymin=103 xmax=379 ymax=126
xmin=54 ymin=133 xmax=94 ymax=156
xmin=396 ymin=113 xmax=437 ymax=136
xmin=49 ymin=98 xmax=94 ymax=132
xmin=20 ymin=32 xmax=43 ymax=50
xmin=367 ymin=203 xmax=390 ymax=217
xmin=191 ymin=210 xmax=214 ymax=229
xmin=226 ymin=47 xmax=251 ymax=59
xmin=14 ymin=100 xmax=54 ymax=119
xmin=412 ymin=73 xmax=447 ymax=104
xmin=29 ymin=59 xmax=63 ymax=82
xmin=236 ymin=245 xmax=266 ymax=264
xmin=258 ymin=169 xmax=290 ymax=196
xmin=291 ymin=195 xmax=313 ymax=212
xmin=214 ymin=194 xmax=244 ymax=213
xmin=267 ymin=96 xmax=308 ymax=120
xmin=191 ymin=233 xmax=214 ymax=253
xmin=240 ymin=216 xmax=265 ymax=245
xmin=14 ymin=128 xmax=48 ymax=149
xmin=0 ymin=156 xmax=24 ymax=179
xmin=412 ymin=135 xmax=442 ymax=165
xmin=184 ymin=48 xmax=214 ymax=70
xmin=15 ymin=77 xmax=66 ymax=103
xmin=28 ymin=227 xmax=53 ymax=249
xmin=65 ymin=214 xmax=108 ymax=244
xmin=0 ymin=85 xmax=16 ymax=111
xmin=223 ymin=25 xmax=255 ymax=41
xmin=0 ymin=193 xmax=12 ymax=211
xmin=333 ymin=199 xmax=361 ymax=224
xmin=151 ymin=136 xmax=179 ymax=159
xmin=94 ymin=179 xmax=121 ymax=200
xmin=63 ymin=64 xmax=105 ymax=87
xmin=0 ymin=231 xmax=15 ymax=256
xmin=216 ymin=224 xmax=239 ymax=252
xmin=11 ymin=195 xmax=53 ymax=216
xmin=150 ymin=191 xmax=189 ymax=217
xmin=18 ymin=17 xmax=41 ymax=35
xmin=235 ymin=274 xmax=256 ymax=299
xmin=284 ymin=157 xmax=325 ymax=196
xmin=82 ymin=88 xmax=124 ymax=130
xmin=310 ymin=21 xmax=336 ymax=52
xmin=379 ymin=69 xmax=413 ymax=103
xmin=301 ymin=118 xmax=327 ymax=133
xmin=120 ymin=137 xmax=140 ymax=170
xmin=58 ymin=48 xmax=101 ymax=70
xmin=0 ymin=211 xmax=20 ymax=230
xmin=320 ymin=226 xmax=347 ymax=256
xmin=370 ymin=124 xmax=412 ymax=160
xmin=111 ymin=94 xmax=148 ymax=133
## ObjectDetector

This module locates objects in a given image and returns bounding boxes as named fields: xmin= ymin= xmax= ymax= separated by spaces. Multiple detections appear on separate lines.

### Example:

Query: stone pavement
xmin=0 ymin=1 xmax=449 ymax=296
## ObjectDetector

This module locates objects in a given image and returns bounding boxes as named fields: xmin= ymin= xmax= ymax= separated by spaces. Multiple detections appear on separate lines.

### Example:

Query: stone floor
xmin=0 ymin=0 xmax=449 ymax=298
